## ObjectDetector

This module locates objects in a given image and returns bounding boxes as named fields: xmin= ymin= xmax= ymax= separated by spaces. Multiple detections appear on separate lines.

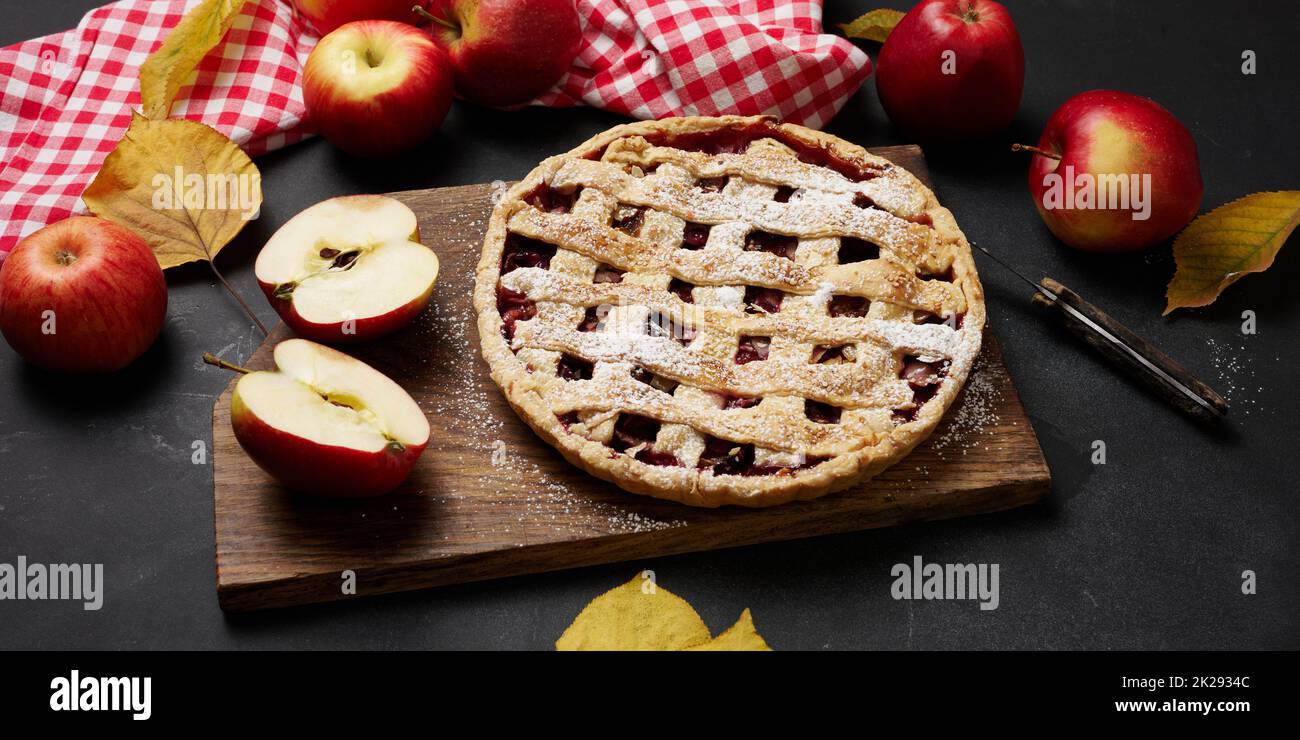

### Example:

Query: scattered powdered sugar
xmin=414 ymin=257 xmax=685 ymax=536
xmin=415 ymin=297 xmax=506 ymax=441
xmin=933 ymin=357 xmax=1002 ymax=455
xmin=506 ymin=447 xmax=688 ymax=534
xmin=1205 ymin=337 xmax=1261 ymax=415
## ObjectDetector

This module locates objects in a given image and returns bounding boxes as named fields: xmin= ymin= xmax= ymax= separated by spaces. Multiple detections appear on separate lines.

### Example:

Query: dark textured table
xmin=1 ymin=0 xmax=1295 ymax=650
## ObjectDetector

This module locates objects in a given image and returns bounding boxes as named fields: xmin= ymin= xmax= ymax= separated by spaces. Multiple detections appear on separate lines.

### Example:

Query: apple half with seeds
xmin=230 ymin=339 xmax=430 ymax=497
xmin=256 ymin=195 xmax=439 ymax=343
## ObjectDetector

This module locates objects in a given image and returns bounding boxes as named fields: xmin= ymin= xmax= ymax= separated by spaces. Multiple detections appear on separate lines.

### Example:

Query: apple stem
xmin=202 ymin=352 xmax=252 ymax=375
xmin=412 ymin=5 xmax=458 ymax=32
xmin=1011 ymin=143 xmax=1062 ymax=160
xmin=205 ymin=261 xmax=269 ymax=336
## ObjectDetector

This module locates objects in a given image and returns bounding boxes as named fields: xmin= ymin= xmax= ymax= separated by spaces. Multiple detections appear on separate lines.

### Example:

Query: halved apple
xmin=230 ymin=338 xmax=430 ymax=497
xmin=256 ymin=195 xmax=439 ymax=343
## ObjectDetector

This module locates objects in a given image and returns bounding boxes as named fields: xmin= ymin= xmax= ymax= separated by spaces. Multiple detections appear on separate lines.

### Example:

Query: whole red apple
xmin=229 ymin=338 xmax=430 ymax=497
xmin=0 ymin=217 xmax=166 ymax=373
xmin=1025 ymin=90 xmax=1203 ymax=252
xmin=422 ymin=0 xmax=582 ymax=107
xmin=303 ymin=20 xmax=454 ymax=158
xmin=876 ymin=0 xmax=1024 ymax=142
xmin=293 ymin=0 xmax=424 ymax=36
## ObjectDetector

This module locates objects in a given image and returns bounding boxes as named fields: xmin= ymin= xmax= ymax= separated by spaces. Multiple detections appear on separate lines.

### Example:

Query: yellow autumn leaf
xmin=1164 ymin=191 xmax=1300 ymax=315
xmin=83 ymin=112 xmax=262 ymax=270
xmin=838 ymin=9 xmax=905 ymax=43
xmin=685 ymin=609 xmax=772 ymax=651
xmin=556 ymin=572 xmax=712 ymax=651
xmin=139 ymin=0 xmax=248 ymax=120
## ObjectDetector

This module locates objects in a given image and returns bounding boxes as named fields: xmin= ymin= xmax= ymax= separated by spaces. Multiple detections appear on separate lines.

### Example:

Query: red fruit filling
xmin=695 ymin=176 xmax=728 ymax=192
xmin=577 ymin=306 xmax=603 ymax=332
xmin=852 ymin=193 xmax=880 ymax=210
xmin=698 ymin=436 xmax=754 ymax=475
xmin=838 ymin=237 xmax=879 ymax=264
xmin=524 ymin=184 xmax=581 ymax=214
xmin=697 ymin=435 xmax=826 ymax=476
xmin=744 ymin=230 xmax=797 ymax=260
xmin=556 ymin=353 xmax=594 ymax=381
xmin=681 ymin=222 xmax=711 ymax=249
xmin=744 ymin=457 xmax=828 ymax=477
xmin=734 ymin=335 xmax=770 ymax=364
xmin=901 ymin=357 xmax=948 ymax=386
xmin=669 ymin=278 xmax=695 ymax=303
xmin=828 ymin=295 xmax=870 ymax=317
xmin=744 ymin=286 xmax=784 ymax=314
xmin=556 ymin=411 xmax=580 ymax=430
xmin=805 ymin=399 xmax=842 ymax=424
xmin=496 ymin=285 xmax=536 ymax=341
xmin=610 ymin=413 xmax=660 ymax=452
xmin=636 ymin=449 xmax=682 ymax=467
xmin=893 ymin=356 xmax=950 ymax=423
xmin=720 ymin=394 xmax=761 ymax=410
xmin=773 ymin=185 xmax=796 ymax=203
xmin=611 ymin=205 xmax=645 ymax=234
xmin=501 ymin=232 xmax=557 ymax=273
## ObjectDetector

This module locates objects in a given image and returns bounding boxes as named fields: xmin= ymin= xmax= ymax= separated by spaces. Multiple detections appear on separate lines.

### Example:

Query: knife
xmin=972 ymin=244 xmax=1229 ymax=422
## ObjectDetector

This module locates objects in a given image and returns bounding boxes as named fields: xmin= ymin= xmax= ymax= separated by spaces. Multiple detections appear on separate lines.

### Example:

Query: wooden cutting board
xmin=212 ymin=145 xmax=1050 ymax=612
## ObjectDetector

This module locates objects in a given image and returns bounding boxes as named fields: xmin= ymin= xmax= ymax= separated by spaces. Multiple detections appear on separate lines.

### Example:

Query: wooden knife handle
xmin=1030 ymin=277 xmax=1229 ymax=421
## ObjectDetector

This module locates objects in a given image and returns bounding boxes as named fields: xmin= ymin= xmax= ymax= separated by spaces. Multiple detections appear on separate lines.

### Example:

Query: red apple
xmin=0 ymin=217 xmax=166 ymax=373
xmin=303 ymin=20 xmax=454 ymax=158
xmin=230 ymin=339 xmax=429 ymax=497
xmin=256 ymin=195 xmax=440 ymax=343
xmin=876 ymin=0 xmax=1024 ymax=142
xmin=1024 ymin=90 xmax=1203 ymax=252
xmin=293 ymin=0 xmax=423 ymax=36
xmin=422 ymin=0 xmax=582 ymax=106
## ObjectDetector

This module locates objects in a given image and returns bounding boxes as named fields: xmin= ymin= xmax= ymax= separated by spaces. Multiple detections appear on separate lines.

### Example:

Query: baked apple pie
xmin=474 ymin=116 xmax=984 ymax=507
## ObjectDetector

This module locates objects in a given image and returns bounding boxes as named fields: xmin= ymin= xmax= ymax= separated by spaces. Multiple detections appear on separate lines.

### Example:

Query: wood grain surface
xmin=212 ymin=145 xmax=1051 ymax=612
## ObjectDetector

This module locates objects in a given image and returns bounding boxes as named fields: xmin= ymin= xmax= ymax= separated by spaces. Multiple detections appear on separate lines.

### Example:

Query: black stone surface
xmin=0 ymin=0 xmax=1295 ymax=649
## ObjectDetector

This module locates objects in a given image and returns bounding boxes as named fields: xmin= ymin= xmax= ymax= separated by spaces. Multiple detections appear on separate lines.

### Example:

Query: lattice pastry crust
xmin=474 ymin=116 xmax=984 ymax=507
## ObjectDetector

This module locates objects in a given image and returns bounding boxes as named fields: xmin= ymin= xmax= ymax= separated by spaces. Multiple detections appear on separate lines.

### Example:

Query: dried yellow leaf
xmin=140 ymin=0 xmax=247 ymax=120
xmin=556 ymin=572 xmax=711 ymax=651
xmin=83 ymin=112 xmax=262 ymax=270
xmin=685 ymin=609 xmax=772 ymax=651
xmin=838 ymin=9 xmax=905 ymax=43
xmin=1164 ymin=191 xmax=1300 ymax=315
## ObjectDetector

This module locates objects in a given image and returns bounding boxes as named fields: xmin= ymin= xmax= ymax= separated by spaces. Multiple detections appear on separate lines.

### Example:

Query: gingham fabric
xmin=0 ymin=0 xmax=311 ymax=256
xmin=0 ymin=0 xmax=870 ymax=256
xmin=541 ymin=0 xmax=871 ymax=127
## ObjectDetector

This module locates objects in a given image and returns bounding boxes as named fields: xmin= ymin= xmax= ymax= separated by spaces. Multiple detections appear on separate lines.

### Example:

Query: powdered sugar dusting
xmin=1205 ymin=337 xmax=1261 ymax=415
xmin=933 ymin=356 xmax=1002 ymax=454
xmin=714 ymin=285 xmax=744 ymax=307
xmin=809 ymin=281 xmax=835 ymax=308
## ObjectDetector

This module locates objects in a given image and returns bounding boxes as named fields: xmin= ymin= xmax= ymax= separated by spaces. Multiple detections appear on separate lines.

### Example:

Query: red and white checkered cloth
xmin=539 ymin=0 xmax=870 ymax=126
xmin=0 ymin=0 xmax=869 ymax=257
xmin=0 ymin=0 xmax=313 ymax=256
